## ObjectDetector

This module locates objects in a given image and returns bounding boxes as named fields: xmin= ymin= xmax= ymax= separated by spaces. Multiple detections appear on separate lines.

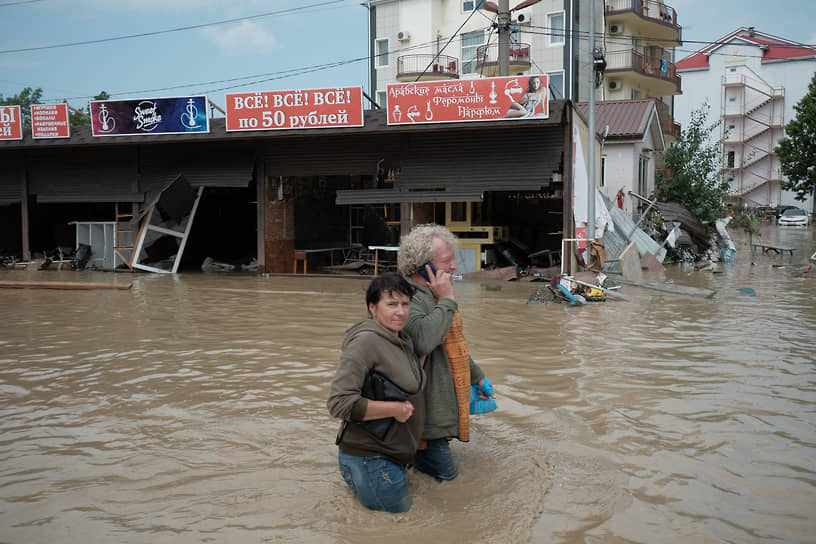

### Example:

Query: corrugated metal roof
xmin=575 ymin=100 xmax=656 ymax=140
xmin=608 ymin=206 xmax=661 ymax=257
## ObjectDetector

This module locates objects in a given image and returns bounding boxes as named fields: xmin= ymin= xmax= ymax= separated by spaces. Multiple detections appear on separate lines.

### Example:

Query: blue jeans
xmin=413 ymin=438 xmax=459 ymax=481
xmin=338 ymin=450 xmax=411 ymax=513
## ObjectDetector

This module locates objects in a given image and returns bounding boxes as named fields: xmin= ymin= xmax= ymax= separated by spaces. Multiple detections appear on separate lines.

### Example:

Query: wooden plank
xmin=0 ymin=280 xmax=132 ymax=290
xmin=613 ymin=277 xmax=716 ymax=299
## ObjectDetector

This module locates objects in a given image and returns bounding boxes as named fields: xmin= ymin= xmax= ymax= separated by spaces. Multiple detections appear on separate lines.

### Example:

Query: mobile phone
xmin=418 ymin=261 xmax=437 ymax=282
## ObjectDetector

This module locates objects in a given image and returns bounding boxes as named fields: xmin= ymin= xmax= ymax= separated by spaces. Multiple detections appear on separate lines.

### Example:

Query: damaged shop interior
xmin=0 ymin=141 xmax=258 ymax=272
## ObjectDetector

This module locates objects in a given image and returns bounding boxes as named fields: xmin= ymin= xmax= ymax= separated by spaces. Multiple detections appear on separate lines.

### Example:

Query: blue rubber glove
xmin=479 ymin=377 xmax=494 ymax=397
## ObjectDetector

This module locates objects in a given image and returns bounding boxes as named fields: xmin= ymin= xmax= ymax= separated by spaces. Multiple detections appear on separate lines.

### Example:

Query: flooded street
xmin=1 ymin=224 xmax=814 ymax=543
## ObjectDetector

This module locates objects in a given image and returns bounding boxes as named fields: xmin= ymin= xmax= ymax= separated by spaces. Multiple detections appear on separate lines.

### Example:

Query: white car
xmin=778 ymin=207 xmax=810 ymax=226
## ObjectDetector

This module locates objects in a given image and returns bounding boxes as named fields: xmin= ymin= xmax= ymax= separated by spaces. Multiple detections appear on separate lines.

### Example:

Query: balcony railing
xmin=655 ymin=101 xmax=679 ymax=137
xmin=605 ymin=0 xmax=678 ymax=27
xmin=605 ymin=49 xmax=680 ymax=91
xmin=397 ymin=54 xmax=459 ymax=81
xmin=475 ymin=43 xmax=532 ymax=74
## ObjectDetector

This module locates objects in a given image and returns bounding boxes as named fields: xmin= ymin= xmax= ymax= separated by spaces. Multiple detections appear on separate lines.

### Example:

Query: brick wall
xmin=263 ymin=177 xmax=295 ymax=273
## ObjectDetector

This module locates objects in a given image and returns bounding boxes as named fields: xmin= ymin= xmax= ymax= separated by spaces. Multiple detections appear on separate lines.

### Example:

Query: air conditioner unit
xmin=397 ymin=30 xmax=411 ymax=41
xmin=609 ymin=24 xmax=624 ymax=35
xmin=515 ymin=7 xmax=533 ymax=24
xmin=608 ymin=79 xmax=622 ymax=90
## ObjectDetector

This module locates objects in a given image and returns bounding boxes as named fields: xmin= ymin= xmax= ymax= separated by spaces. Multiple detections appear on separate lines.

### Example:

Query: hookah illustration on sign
xmin=392 ymin=104 xmax=402 ymax=123
xmin=424 ymin=100 xmax=434 ymax=121
xmin=504 ymin=79 xmax=523 ymax=99
xmin=469 ymin=80 xmax=476 ymax=95
xmin=489 ymin=81 xmax=498 ymax=104
xmin=181 ymin=98 xmax=200 ymax=128
xmin=98 ymin=104 xmax=115 ymax=133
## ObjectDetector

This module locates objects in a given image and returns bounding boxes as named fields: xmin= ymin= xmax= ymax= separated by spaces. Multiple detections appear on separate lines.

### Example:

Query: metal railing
xmin=476 ymin=43 xmax=531 ymax=67
xmin=605 ymin=49 xmax=680 ymax=88
xmin=397 ymin=54 xmax=459 ymax=79
xmin=604 ymin=0 xmax=678 ymax=26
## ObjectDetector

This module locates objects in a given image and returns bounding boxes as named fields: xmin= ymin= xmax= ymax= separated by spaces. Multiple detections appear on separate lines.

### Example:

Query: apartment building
xmin=675 ymin=27 xmax=816 ymax=211
xmin=362 ymin=0 xmax=604 ymax=106
xmin=601 ymin=0 xmax=682 ymax=143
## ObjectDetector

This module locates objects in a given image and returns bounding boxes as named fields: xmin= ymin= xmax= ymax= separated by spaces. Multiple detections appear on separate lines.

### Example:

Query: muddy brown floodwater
xmin=1 ymin=224 xmax=814 ymax=543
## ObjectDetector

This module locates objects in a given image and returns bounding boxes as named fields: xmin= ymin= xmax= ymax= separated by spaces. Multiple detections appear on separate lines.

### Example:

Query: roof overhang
xmin=336 ymin=189 xmax=483 ymax=205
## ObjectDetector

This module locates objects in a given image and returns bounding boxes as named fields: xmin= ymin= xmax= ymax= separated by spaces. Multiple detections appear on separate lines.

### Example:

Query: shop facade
xmin=0 ymin=101 xmax=579 ymax=274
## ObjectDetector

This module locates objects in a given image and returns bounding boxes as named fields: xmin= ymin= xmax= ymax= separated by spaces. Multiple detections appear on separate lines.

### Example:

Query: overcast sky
xmin=0 ymin=0 xmax=814 ymax=113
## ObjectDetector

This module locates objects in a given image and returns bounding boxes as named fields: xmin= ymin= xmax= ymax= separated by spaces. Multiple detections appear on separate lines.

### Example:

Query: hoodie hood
xmin=341 ymin=317 xmax=410 ymax=351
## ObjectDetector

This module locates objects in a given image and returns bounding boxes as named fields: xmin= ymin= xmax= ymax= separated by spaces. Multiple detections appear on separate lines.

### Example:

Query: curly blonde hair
xmin=397 ymin=223 xmax=458 ymax=276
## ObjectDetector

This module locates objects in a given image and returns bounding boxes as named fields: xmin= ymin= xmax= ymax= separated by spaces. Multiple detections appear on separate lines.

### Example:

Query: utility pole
xmin=498 ymin=0 xmax=510 ymax=76
xmin=587 ymin=0 xmax=596 ymax=242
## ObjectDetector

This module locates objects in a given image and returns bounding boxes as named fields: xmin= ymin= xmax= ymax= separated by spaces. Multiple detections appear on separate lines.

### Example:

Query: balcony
xmin=605 ymin=0 xmax=682 ymax=47
xmin=396 ymin=54 xmax=459 ymax=82
xmin=655 ymin=101 xmax=680 ymax=139
xmin=475 ymin=43 xmax=532 ymax=77
xmin=605 ymin=49 xmax=681 ymax=95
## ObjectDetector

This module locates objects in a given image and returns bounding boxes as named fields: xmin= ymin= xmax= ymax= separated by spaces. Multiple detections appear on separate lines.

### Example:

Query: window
xmin=600 ymin=155 xmax=606 ymax=187
xmin=376 ymin=39 xmax=389 ymax=68
xmin=376 ymin=90 xmax=387 ymax=109
xmin=547 ymin=11 xmax=565 ymax=46
xmin=463 ymin=0 xmax=485 ymax=12
xmin=727 ymin=151 xmax=735 ymax=168
xmin=509 ymin=21 xmax=521 ymax=43
xmin=450 ymin=202 xmax=468 ymax=222
xmin=461 ymin=31 xmax=485 ymax=74
xmin=638 ymin=155 xmax=649 ymax=197
xmin=547 ymin=71 xmax=564 ymax=99
xmin=631 ymin=89 xmax=641 ymax=99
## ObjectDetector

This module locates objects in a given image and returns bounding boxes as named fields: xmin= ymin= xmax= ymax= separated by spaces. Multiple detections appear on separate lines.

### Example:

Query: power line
xmin=29 ymin=19 xmax=814 ymax=105
xmin=42 ymin=33 xmax=465 ymax=103
xmin=522 ymin=23 xmax=816 ymax=51
xmin=0 ymin=0 xmax=46 ymax=7
xmin=0 ymin=0 xmax=344 ymax=55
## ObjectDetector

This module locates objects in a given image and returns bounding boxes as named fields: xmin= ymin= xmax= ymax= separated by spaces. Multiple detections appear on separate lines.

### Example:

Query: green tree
xmin=655 ymin=102 xmax=731 ymax=224
xmin=0 ymin=87 xmax=43 ymax=126
xmin=68 ymin=91 xmax=110 ymax=125
xmin=775 ymin=71 xmax=816 ymax=202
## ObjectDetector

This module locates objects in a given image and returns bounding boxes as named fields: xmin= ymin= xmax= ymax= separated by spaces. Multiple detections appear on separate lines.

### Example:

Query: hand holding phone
xmin=418 ymin=261 xmax=455 ymax=300
xmin=418 ymin=261 xmax=437 ymax=282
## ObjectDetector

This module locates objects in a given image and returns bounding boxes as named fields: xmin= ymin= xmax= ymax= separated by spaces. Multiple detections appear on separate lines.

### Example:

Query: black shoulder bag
xmin=335 ymin=371 xmax=410 ymax=445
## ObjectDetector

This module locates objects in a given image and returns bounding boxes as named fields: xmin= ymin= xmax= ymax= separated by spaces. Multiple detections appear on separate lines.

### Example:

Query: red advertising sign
xmin=386 ymin=74 xmax=549 ymax=125
xmin=226 ymin=87 xmax=364 ymax=131
xmin=0 ymin=105 xmax=23 ymax=140
xmin=31 ymin=103 xmax=71 ymax=139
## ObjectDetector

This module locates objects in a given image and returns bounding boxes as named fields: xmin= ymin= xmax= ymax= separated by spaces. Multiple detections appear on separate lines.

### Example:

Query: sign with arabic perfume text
xmin=386 ymin=75 xmax=548 ymax=125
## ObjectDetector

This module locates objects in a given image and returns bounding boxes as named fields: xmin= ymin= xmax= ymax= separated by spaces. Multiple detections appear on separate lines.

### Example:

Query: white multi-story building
xmin=362 ymin=0 xmax=604 ymax=107
xmin=601 ymin=0 xmax=682 ymax=143
xmin=675 ymin=27 xmax=816 ymax=211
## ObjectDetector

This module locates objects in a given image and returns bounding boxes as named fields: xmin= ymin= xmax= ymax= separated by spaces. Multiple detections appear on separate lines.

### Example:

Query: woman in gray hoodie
xmin=327 ymin=273 xmax=426 ymax=513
